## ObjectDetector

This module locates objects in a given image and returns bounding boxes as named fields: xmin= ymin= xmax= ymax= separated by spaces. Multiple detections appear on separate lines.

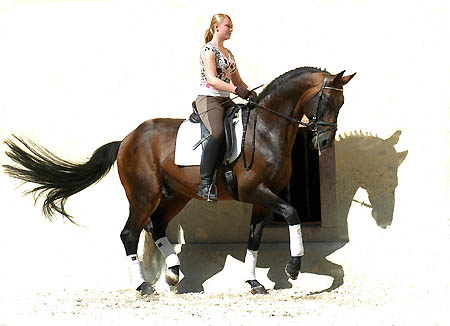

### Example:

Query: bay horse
xmin=3 ymin=67 xmax=355 ymax=295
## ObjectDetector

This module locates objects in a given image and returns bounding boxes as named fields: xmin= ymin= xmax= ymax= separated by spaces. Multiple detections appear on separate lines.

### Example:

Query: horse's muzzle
xmin=312 ymin=134 xmax=333 ymax=151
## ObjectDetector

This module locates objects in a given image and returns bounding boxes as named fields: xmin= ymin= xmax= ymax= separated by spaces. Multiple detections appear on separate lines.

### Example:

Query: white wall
xmin=0 ymin=0 xmax=448 ymax=293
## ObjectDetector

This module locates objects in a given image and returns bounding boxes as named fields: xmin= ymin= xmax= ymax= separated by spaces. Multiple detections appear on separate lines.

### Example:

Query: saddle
xmin=172 ymin=102 xmax=247 ymax=200
xmin=189 ymin=101 xmax=245 ymax=165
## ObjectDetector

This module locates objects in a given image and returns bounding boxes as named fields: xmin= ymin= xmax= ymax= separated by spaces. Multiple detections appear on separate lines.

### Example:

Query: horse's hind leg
xmin=120 ymin=194 xmax=161 ymax=295
xmin=145 ymin=195 xmax=190 ymax=288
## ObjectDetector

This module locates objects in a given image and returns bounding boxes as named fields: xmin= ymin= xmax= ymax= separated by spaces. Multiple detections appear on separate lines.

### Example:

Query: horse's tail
xmin=3 ymin=135 xmax=122 ymax=223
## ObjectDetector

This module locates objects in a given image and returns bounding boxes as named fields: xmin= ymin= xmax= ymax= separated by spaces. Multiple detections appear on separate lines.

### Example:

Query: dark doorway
xmin=272 ymin=127 xmax=322 ymax=225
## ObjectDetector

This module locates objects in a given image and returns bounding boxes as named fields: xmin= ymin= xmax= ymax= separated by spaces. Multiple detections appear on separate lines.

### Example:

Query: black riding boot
xmin=198 ymin=135 xmax=221 ymax=201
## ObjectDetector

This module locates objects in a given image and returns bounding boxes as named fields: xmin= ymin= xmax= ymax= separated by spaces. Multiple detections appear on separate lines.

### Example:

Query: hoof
xmin=136 ymin=282 xmax=155 ymax=295
xmin=165 ymin=266 xmax=180 ymax=287
xmin=246 ymin=280 xmax=268 ymax=295
xmin=285 ymin=256 xmax=301 ymax=280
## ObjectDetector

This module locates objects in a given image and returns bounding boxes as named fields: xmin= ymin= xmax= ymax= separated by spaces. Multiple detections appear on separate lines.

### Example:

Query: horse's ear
xmin=331 ymin=70 xmax=346 ymax=86
xmin=397 ymin=150 xmax=408 ymax=165
xmin=341 ymin=72 xmax=357 ymax=85
xmin=384 ymin=130 xmax=402 ymax=145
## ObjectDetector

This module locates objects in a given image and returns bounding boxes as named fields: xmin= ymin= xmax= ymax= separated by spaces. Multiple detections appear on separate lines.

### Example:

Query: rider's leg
xmin=198 ymin=135 xmax=221 ymax=200
xmin=195 ymin=96 xmax=231 ymax=201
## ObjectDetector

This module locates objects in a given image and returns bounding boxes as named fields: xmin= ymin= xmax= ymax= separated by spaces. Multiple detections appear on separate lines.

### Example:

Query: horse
xmin=3 ymin=67 xmax=356 ymax=295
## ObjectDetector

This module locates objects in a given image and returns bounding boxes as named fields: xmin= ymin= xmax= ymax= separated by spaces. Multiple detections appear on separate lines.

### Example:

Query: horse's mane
xmin=258 ymin=66 xmax=329 ymax=100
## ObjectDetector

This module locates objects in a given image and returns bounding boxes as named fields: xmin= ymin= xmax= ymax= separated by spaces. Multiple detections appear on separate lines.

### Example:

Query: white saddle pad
xmin=174 ymin=113 xmax=243 ymax=166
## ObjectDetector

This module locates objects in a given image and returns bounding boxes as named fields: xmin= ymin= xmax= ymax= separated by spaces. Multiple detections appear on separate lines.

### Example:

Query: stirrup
xmin=206 ymin=184 xmax=218 ymax=202
xmin=198 ymin=183 xmax=218 ymax=202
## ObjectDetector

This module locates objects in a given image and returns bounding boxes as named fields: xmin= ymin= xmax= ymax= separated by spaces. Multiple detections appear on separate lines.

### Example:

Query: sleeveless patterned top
xmin=198 ymin=42 xmax=237 ymax=97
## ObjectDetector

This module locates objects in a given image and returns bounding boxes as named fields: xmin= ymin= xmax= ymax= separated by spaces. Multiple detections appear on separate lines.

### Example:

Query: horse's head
xmin=302 ymin=71 xmax=356 ymax=151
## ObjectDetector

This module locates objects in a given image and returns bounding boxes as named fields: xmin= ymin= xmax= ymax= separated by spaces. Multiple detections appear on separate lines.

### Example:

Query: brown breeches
xmin=195 ymin=95 xmax=235 ymax=140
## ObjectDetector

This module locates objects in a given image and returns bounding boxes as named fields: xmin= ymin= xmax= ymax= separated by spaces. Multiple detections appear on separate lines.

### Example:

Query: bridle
xmin=241 ymin=76 xmax=343 ymax=169
xmin=250 ymin=76 xmax=343 ymax=135
xmin=307 ymin=77 xmax=343 ymax=135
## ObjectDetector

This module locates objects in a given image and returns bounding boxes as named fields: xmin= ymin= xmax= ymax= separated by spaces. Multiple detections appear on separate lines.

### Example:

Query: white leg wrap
xmin=155 ymin=237 xmax=180 ymax=268
xmin=244 ymin=249 xmax=258 ymax=281
xmin=126 ymin=254 xmax=145 ymax=287
xmin=289 ymin=224 xmax=305 ymax=257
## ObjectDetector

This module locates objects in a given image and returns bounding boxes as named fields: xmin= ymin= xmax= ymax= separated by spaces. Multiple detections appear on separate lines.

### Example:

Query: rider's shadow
xmin=143 ymin=130 xmax=407 ymax=293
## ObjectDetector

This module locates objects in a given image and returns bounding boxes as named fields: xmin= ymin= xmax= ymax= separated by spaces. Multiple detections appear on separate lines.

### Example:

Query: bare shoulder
xmin=202 ymin=49 xmax=215 ymax=59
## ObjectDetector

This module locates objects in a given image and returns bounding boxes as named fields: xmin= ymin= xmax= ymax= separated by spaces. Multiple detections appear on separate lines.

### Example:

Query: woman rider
xmin=196 ymin=13 xmax=256 ymax=201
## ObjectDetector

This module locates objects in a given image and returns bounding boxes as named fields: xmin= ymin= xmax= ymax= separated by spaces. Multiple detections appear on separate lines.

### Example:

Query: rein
xmin=193 ymin=77 xmax=344 ymax=171
xmin=241 ymin=77 xmax=343 ymax=170
xmin=241 ymin=105 xmax=257 ymax=170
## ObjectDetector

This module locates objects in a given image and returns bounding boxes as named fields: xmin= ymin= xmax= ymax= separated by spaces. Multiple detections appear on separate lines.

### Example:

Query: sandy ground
xmin=1 ymin=280 xmax=447 ymax=326
xmin=1 ymin=255 xmax=448 ymax=326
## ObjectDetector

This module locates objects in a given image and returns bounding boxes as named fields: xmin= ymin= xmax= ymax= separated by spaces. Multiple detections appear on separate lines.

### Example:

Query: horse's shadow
xmin=142 ymin=130 xmax=407 ymax=294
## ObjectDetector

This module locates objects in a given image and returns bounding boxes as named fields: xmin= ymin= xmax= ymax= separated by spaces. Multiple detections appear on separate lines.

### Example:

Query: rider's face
xmin=215 ymin=18 xmax=233 ymax=40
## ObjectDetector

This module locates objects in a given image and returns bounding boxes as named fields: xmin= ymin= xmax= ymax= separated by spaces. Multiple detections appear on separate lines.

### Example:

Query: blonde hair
xmin=204 ymin=13 xmax=232 ymax=44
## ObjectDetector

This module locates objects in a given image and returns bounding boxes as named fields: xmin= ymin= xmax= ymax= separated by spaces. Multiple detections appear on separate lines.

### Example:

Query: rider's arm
xmin=230 ymin=68 xmax=248 ymax=90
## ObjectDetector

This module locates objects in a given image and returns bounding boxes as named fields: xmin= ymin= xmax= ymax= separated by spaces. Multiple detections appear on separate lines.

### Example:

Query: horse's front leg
xmin=244 ymin=205 xmax=269 ymax=294
xmin=244 ymin=184 xmax=304 ymax=282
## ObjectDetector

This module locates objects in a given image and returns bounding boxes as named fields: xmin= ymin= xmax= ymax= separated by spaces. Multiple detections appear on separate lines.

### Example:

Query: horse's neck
xmin=256 ymin=82 xmax=310 ymax=150
xmin=255 ymin=103 xmax=296 ymax=160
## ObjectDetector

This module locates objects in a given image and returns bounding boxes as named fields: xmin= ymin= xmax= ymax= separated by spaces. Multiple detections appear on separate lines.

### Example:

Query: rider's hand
xmin=248 ymin=91 xmax=258 ymax=110
xmin=235 ymin=87 xmax=251 ymax=100
xmin=248 ymin=91 xmax=258 ymax=104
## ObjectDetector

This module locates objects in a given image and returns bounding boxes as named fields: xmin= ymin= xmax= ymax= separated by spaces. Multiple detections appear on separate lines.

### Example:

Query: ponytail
xmin=204 ymin=27 xmax=214 ymax=44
